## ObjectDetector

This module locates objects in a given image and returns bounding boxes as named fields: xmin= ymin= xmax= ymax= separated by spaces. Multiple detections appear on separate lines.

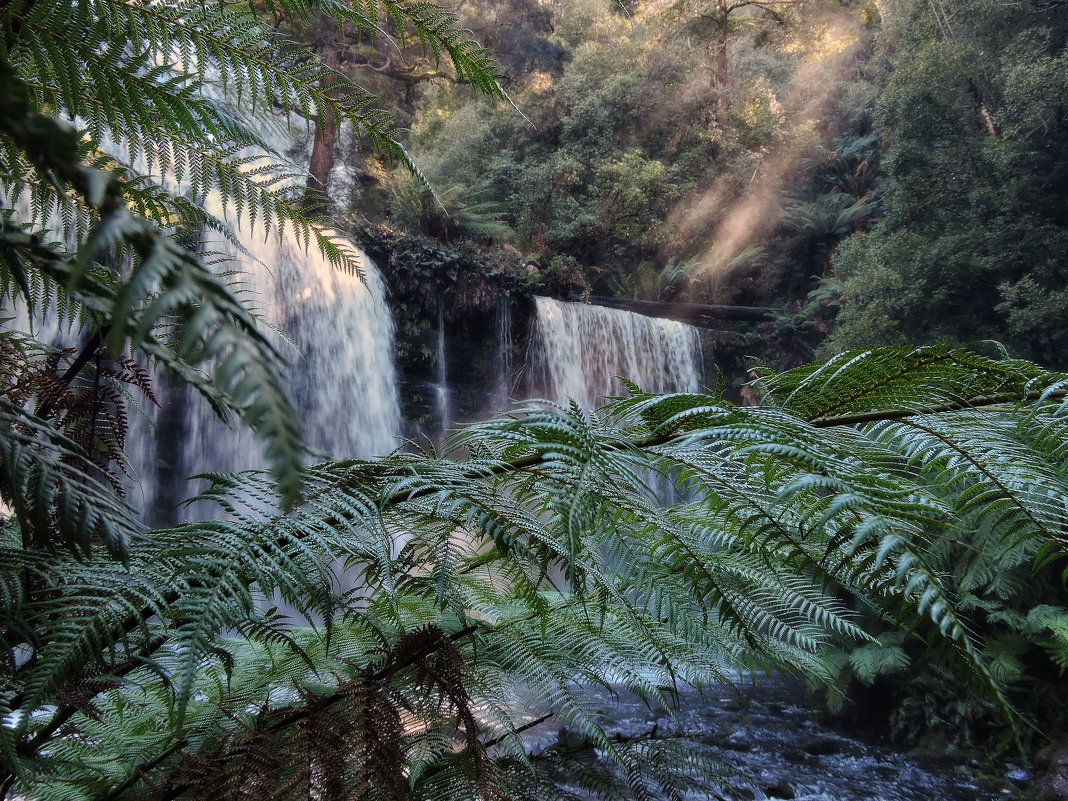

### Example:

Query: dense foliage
xmin=349 ymin=0 xmax=881 ymax=309
xmin=342 ymin=0 xmax=1065 ymax=371
xmin=828 ymin=0 xmax=1068 ymax=368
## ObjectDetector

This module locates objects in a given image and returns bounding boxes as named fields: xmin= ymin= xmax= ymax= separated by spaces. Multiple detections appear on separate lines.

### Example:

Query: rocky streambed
xmin=518 ymin=676 xmax=1028 ymax=800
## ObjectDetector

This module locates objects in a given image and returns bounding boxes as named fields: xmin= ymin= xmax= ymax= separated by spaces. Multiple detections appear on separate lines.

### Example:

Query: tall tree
xmin=674 ymin=0 xmax=797 ymax=119
xmin=291 ymin=9 xmax=507 ymax=208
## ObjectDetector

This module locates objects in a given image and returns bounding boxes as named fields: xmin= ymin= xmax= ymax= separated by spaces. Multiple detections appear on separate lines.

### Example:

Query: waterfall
xmin=434 ymin=297 xmax=450 ymax=438
xmin=3 ymin=90 xmax=402 ymax=524
xmin=526 ymin=297 xmax=703 ymax=408
xmin=494 ymin=293 xmax=514 ymax=409
xmin=127 ymin=198 xmax=400 ymax=523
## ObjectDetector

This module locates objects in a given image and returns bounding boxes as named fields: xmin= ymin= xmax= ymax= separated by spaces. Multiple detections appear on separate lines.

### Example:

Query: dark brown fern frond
xmin=170 ymin=706 xmax=289 ymax=801
xmin=166 ymin=678 xmax=409 ymax=801
xmin=368 ymin=625 xmax=508 ymax=801
xmin=52 ymin=352 xmax=132 ymax=496
xmin=35 ymin=348 xmax=78 ymax=420
xmin=159 ymin=625 xmax=506 ymax=801
xmin=227 ymin=714 xmax=285 ymax=801
xmin=0 ymin=335 xmax=37 ymax=404
xmin=0 ymin=340 xmax=158 ymax=547
xmin=414 ymin=632 xmax=507 ymax=801
xmin=345 ymin=675 xmax=409 ymax=801
xmin=299 ymin=692 xmax=344 ymax=801
xmin=53 ymin=674 xmax=124 ymax=722
xmin=103 ymin=355 xmax=159 ymax=408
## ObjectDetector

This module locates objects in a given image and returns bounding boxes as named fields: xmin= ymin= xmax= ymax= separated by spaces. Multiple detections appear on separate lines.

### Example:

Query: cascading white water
xmin=494 ymin=293 xmax=513 ymax=409
xmin=434 ymin=297 xmax=450 ymax=438
xmin=3 ymin=79 xmax=401 ymax=524
xmin=126 ymin=197 xmax=401 ymax=522
xmin=526 ymin=297 xmax=703 ymax=408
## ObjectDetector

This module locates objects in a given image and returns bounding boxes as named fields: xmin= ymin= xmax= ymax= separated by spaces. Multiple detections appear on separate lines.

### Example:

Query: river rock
xmin=1005 ymin=766 xmax=1029 ymax=786
xmin=1032 ymin=743 xmax=1068 ymax=801
xmin=556 ymin=727 xmax=591 ymax=750
xmin=904 ymin=730 xmax=969 ymax=765
xmin=906 ymin=746 xmax=967 ymax=765
xmin=759 ymin=778 xmax=797 ymax=799
xmin=644 ymin=705 xmax=669 ymax=722
xmin=1036 ymin=743 xmax=1068 ymax=770
xmin=799 ymin=734 xmax=842 ymax=755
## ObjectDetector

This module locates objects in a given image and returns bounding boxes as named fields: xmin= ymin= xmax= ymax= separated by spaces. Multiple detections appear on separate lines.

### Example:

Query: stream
xmin=519 ymin=676 xmax=1026 ymax=800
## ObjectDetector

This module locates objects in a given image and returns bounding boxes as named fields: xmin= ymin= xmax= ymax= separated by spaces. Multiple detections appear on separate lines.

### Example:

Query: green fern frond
xmin=0 ymin=400 xmax=145 ymax=556
xmin=2 ymin=0 xmax=508 ymax=284
xmin=848 ymin=634 xmax=910 ymax=685
xmin=9 ymin=310 xmax=1068 ymax=801
xmin=765 ymin=344 xmax=1061 ymax=424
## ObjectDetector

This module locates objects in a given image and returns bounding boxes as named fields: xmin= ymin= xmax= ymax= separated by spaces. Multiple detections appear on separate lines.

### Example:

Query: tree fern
xmin=6 ymin=343 xmax=1068 ymax=798
xmin=1 ymin=0 xmax=509 ymax=512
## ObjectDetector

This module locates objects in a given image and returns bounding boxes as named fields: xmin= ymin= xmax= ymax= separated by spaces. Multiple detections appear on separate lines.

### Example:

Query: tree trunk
xmin=968 ymin=78 xmax=998 ymax=137
xmin=304 ymin=46 xmax=342 ymax=210
xmin=714 ymin=0 xmax=729 ymax=120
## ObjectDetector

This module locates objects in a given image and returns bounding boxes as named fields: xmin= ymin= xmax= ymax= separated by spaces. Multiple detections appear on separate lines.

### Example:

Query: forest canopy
xmin=344 ymin=0 xmax=1068 ymax=370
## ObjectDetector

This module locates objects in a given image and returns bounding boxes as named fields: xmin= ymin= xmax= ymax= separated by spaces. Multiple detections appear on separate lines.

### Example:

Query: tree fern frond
xmin=764 ymin=344 xmax=1063 ymax=423
xmin=847 ymin=634 xmax=910 ymax=685
xmin=0 ymin=399 xmax=145 ymax=556
xmin=870 ymin=412 xmax=1068 ymax=552
xmin=9 ymin=296 xmax=1068 ymax=801
xmin=1 ymin=63 xmax=308 ymax=507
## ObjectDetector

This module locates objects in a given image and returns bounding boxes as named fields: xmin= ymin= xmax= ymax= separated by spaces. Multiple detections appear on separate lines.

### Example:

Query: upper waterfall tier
xmin=526 ymin=296 xmax=704 ymax=409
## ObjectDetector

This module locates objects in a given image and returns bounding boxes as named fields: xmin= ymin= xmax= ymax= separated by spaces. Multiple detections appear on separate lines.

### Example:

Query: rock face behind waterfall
xmin=525 ymin=296 xmax=707 ymax=408
xmin=128 ymin=202 xmax=401 ymax=524
xmin=1035 ymin=743 xmax=1068 ymax=801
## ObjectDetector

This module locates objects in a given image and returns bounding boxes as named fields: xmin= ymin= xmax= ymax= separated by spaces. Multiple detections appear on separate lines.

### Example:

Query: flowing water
xmin=494 ymin=292 xmax=514 ymax=410
xmin=435 ymin=296 xmax=450 ymax=439
xmin=518 ymin=678 xmax=1019 ymax=801
xmin=127 ymin=197 xmax=400 ymax=522
xmin=526 ymin=296 xmax=704 ymax=408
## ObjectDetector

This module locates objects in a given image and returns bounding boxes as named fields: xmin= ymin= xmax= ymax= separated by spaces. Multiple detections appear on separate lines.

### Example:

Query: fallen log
xmin=569 ymin=294 xmax=780 ymax=325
